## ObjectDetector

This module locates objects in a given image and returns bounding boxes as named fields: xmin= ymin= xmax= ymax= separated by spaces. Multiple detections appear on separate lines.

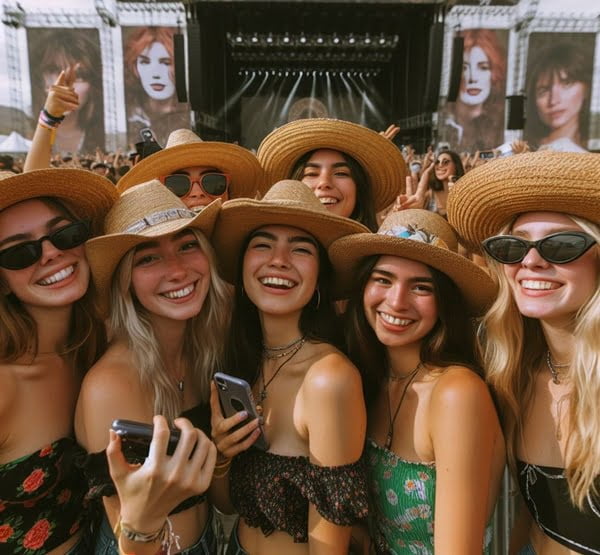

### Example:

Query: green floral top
xmin=366 ymin=439 xmax=492 ymax=554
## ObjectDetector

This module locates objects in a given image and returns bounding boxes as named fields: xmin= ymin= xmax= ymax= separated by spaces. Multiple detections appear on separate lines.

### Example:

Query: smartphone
xmin=479 ymin=150 xmax=495 ymax=159
xmin=111 ymin=419 xmax=181 ymax=462
xmin=213 ymin=372 xmax=269 ymax=451
xmin=134 ymin=127 xmax=162 ymax=160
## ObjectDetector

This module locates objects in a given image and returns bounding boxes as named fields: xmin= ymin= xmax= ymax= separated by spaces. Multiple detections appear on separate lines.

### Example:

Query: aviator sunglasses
xmin=0 ymin=220 xmax=90 ymax=270
xmin=482 ymin=231 xmax=596 ymax=265
xmin=161 ymin=173 xmax=230 ymax=198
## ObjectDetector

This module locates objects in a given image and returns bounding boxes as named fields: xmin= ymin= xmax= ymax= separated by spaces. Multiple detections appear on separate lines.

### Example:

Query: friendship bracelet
xmin=114 ymin=516 xmax=166 ymax=544
xmin=213 ymin=458 xmax=232 ymax=478
xmin=38 ymin=110 xmax=63 ymax=129
xmin=41 ymin=108 xmax=65 ymax=123
xmin=215 ymin=456 xmax=232 ymax=469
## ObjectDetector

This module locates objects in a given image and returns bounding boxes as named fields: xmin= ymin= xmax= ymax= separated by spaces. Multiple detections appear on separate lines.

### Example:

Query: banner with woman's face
xmin=524 ymin=33 xmax=595 ymax=152
xmin=439 ymin=28 xmax=508 ymax=153
xmin=122 ymin=26 xmax=191 ymax=147
xmin=27 ymin=28 xmax=105 ymax=154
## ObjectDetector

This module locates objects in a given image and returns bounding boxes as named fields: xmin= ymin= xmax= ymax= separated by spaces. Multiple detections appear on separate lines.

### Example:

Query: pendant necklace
xmin=385 ymin=362 xmax=422 ymax=450
xmin=256 ymin=335 xmax=306 ymax=415
xmin=546 ymin=350 xmax=569 ymax=385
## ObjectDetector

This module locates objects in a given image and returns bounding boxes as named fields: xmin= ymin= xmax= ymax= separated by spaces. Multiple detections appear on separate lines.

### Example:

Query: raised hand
xmin=44 ymin=64 xmax=80 ymax=119
xmin=392 ymin=167 xmax=430 ymax=212
xmin=379 ymin=124 xmax=401 ymax=142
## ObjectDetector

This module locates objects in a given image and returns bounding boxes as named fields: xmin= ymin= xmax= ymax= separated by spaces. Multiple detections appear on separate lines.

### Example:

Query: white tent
xmin=0 ymin=131 xmax=31 ymax=153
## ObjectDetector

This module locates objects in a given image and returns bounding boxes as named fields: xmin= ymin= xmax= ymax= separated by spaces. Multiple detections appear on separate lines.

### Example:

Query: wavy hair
xmin=482 ymin=215 xmax=600 ymax=507
xmin=109 ymin=229 xmax=231 ymax=422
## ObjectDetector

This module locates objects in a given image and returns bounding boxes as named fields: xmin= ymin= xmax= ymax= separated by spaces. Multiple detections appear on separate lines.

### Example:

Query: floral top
xmin=0 ymin=437 xmax=88 ymax=554
xmin=230 ymin=448 xmax=369 ymax=543
xmin=367 ymin=440 xmax=492 ymax=554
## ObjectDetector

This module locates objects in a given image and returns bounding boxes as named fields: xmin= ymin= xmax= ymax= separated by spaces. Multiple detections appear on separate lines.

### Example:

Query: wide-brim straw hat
xmin=328 ymin=209 xmax=497 ymax=314
xmin=86 ymin=179 xmax=220 ymax=314
xmin=0 ymin=168 xmax=117 ymax=232
xmin=447 ymin=151 xmax=600 ymax=251
xmin=117 ymin=128 xmax=266 ymax=198
xmin=213 ymin=179 xmax=369 ymax=283
xmin=257 ymin=118 xmax=407 ymax=211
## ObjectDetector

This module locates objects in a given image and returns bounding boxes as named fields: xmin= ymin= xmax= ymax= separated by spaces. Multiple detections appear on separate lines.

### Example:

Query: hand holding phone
xmin=479 ymin=150 xmax=495 ymax=160
xmin=111 ymin=419 xmax=181 ymax=462
xmin=134 ymin=127 xmax=162 ymax=161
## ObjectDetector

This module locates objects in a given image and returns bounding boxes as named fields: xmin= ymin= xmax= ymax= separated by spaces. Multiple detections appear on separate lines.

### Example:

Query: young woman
xmin=209 ymin=180 xmax=370 ymax=554
xmin=257 ymin=118 xmax=407 ymax=231
xmin=447 ymin=150 xmax=600 ymax=555
xmin=75 ymin=180 xmax=228 ymax=554
xmin=0 ymin=168 xmax=117 ymax=554
xmin=329 ymin=209 xmax=505 ymax=554
xmin=116 ymin=128 xmax=265 ymax=211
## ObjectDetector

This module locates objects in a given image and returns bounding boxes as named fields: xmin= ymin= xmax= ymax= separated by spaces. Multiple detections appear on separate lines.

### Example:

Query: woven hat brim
xmin=213 ymin=198 xmax=369 ymax=283
xmin=117 ymin=142 xmax=266 ymax=198
xmin=257 ymin=118 xmax=407 ymax=211
xmin=447 ymin=152 xmax=600 ymax=252
xmin=0 ymin=168 xmax=117 ymax=229
xmin=85 ymin=200 xmax=220 ymax=317
xmin=328 ymin=234 xmax=497 ymax=314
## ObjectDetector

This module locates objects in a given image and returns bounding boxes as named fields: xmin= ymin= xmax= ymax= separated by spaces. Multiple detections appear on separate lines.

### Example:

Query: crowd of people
xmin=0 ymin=61 xmax=598 ymax=555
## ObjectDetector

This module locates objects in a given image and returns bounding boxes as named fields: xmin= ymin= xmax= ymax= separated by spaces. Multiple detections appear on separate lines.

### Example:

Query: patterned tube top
xmin=0 ymin=437 xmax=88 ymax=554
xmin=366 ymin=439 xmax=492 ymax=554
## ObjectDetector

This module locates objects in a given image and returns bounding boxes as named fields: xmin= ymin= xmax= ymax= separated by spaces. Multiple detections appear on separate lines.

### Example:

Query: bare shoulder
xmin=303 ymin=348 xmax=363 ymax=399
xmin=430 ymin=366 xmax=493 ymax=411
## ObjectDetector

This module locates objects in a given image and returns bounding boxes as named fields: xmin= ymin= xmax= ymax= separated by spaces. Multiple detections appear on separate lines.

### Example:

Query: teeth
xmin=379 ymin=312 xmax=412 ymax=326
xmin=38 ymin=265 xmax=75 ymax=285
xmin=521 ymin=280 xmax=556 ymax=290
xmin=162 ymin=284 xmax=194 ymax=299
xmin=318 ymin=197 xmax=338 ymax=205
xmin=260 ymin=276 xmax=295 ymax=288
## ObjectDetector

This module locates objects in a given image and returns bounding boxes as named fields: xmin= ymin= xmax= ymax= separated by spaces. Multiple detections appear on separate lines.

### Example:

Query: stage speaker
xmin=447 ymin=36 xmax=464 ymax=103
xmin=174 ymin=32 xmax=187 ymax=103
xmin=187 ymin=23 xmax=203 ymax=111
xmin=507 ymin=95 xmax=525 ymax=130
xmin=424 ymin=22 xmax=444 ymax=112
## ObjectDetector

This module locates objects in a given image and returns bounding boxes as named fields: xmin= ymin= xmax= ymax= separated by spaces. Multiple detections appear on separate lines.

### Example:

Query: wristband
xmin=41 ymin=108 xmax=65 ymax=123
xmin=115 ymin=517 xmax=166 ymax=544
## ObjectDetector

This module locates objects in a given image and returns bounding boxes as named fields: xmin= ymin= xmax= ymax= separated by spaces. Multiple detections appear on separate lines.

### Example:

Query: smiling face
xmin=503 ymin=212 xmax=598 ymax=327
xmin=0 ymin=199 xmax=89 ymax=310
xmin=459 ymin=45 xmax=492 ymax=107
xmin=130 ymin=229 xmax=211 ymax=324
xmin=300 ymin=149 xmax=357 ymax=218
xmin=136 ymin=41 xmax=175 ymax=101
xmin=363 ymin=255 xmax=438 ymax=350
xmin=242 ymin=225 xmax=319 ymax=318
xmin=434 ymin=153 xmax=457 ymax=182
xmin=535 ymin=70 xmax=587 ymax=133
xmin=169 ymin=166 xmax=229 ymax=211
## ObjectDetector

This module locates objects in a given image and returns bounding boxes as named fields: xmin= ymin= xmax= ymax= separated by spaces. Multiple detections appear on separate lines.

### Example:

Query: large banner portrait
xmin=27 ymin=28 xmax=105 ymax=154
xmin=524 ymin=33 xmax=595 ymax=152
xmin=439 ymin=28 xmax=508 ymax=152
xmin=122 ymin=26 xmax=191 ymax=147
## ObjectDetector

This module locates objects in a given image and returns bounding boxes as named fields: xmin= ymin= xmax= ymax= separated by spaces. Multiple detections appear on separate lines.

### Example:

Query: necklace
xmin=385 ymin=363 xmax=422 ymax=450
xmin=256 ymin=336 xmax=306 ymax=415
xmin=262 ymin=335 xmax=306 ymax=360
xmin=546 ymin=350 xmax=569 ymax=385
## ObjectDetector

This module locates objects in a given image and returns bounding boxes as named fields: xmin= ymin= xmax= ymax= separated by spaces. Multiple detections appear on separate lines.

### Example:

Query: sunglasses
xmin=434 ymin=158 xmax=452 ymax=166
xmin=482 ymin=231 xmax=596 ymax=265
xmin=162 ymin=173 xmax=230 ymax=198
xmin=0 ymin=221 xmax=90 ymax=270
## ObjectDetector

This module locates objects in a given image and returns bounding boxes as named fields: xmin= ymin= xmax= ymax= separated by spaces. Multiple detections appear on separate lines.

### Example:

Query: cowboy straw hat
xmin=328 ymin=209 xmax=497 ymax=314
xmin=212 ymin=179 xmax=369 ymax=283
xmin=117 ymin=128 xmax=266 ymax=198
xmin=447 ymin=151 xmax=600 ymax=251
xmin=256 ymin=118 xmax=407 ymax=211
xmin=86 ymin=179 xmax=220 ymax=312
xmin=0 ymin=168 xmax=117 ymax=231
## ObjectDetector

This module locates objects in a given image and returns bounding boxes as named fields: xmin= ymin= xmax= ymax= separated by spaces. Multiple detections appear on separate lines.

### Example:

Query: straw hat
xmin=256 ymin=118 xmax=407 ymax=211
xmin=328 ymin=209 xmax=497 ymax=314
xmin=86 ymin=179 xmax=220 ymax=311
xmin=0 ymin=168 xmax=117 ymax=231
xmin=212 ymin=179 xmax=369 ymax=283
xmin=117 ymin=128 xmax=266 ymax=198
xmin=447 ymin=151 xmax=600 ymax=251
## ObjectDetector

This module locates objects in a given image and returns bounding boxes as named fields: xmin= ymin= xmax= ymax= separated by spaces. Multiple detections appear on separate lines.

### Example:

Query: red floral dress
xmin=0 ymin=438 xmax=88 ymax=554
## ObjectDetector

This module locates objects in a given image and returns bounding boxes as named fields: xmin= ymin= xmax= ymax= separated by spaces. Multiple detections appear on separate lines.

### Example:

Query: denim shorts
xmin=94 ymin=508 xmax=218 ymax=554
xmin=225 ymin=519 xmax=249 ymax=555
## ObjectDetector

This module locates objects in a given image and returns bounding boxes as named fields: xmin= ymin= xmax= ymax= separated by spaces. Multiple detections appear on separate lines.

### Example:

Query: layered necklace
xmin=545 ymin=350 xmax=570 ymax=385
xmin=256 ymin=335 xmax=306 ymax=415
xmin=385 ymin=362 xmax=422 ymax=450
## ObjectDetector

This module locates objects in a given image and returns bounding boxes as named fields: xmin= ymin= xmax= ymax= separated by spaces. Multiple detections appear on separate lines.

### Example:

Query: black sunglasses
xmin=0 ymin=221 xmax=91 ymax=270
xmin=162 ymin=173 xmax=230 ymax=198
xmin=483 ymin=231 xmax=596 ymax=265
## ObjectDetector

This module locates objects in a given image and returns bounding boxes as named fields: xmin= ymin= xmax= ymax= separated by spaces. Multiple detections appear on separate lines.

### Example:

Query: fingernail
xmin=239 ymin=411 xmax=248 ymax=419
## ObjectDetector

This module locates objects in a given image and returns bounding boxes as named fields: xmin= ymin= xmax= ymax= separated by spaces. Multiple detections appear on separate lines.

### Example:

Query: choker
xmin=546 ymin=350 xmax=569 ymax=385
xmin=262 ymin=335 xmax=306 ymax=360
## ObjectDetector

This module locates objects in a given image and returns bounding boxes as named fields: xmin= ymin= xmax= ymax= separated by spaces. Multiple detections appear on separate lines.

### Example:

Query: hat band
xmin=381 ymin=224 xmax=449 ymax=250
xmin=124 ymin=208 xmax=196 ymax=234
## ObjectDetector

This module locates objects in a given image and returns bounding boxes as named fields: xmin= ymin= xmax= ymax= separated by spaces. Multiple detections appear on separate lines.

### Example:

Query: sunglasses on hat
xmin=161 ymin=173 xmax=230 ymax=198
xmin=482 ymin=231 xmax=596 ymax=265
xmin=0 ymin=220 xmax=91 ymax=270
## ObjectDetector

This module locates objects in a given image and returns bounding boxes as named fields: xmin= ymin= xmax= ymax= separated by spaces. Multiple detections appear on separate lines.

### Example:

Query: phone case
xmin=213 ymin=372 xmax=269 ymax=451
xmin=111 ymin=419 xmax=180 ymax=461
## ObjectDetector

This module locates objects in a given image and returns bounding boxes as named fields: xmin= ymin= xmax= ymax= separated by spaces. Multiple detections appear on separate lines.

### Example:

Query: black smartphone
xmin=134 ymin=127 xmax=162 ymax=160
xmin=111 ymin=419 xmax=181 ymax=462
xmin=213 ymin=372 xmax=269 ymax=451
xmin=479 ymin=150 xmax=495 ymax=159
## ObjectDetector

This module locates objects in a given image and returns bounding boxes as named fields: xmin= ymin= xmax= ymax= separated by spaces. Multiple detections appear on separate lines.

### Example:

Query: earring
xmin=311 ymin=287 xmax=321 ymax=310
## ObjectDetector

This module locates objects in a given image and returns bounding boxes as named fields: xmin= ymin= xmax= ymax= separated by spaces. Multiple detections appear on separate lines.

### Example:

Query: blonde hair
xmin=482 ymin=214 xmax=600 ymax=508
xmin=109 ymin=229 xmax=231 ymax=422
